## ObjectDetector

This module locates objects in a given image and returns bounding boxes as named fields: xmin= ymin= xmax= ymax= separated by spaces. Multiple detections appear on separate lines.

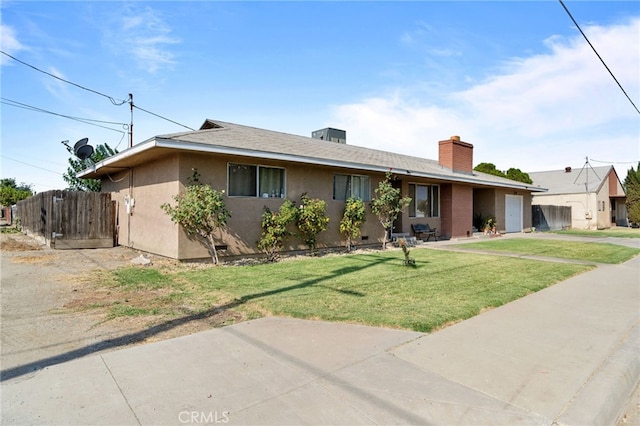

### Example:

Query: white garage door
xmin=505 ymin=194 xmax=523 ymax=233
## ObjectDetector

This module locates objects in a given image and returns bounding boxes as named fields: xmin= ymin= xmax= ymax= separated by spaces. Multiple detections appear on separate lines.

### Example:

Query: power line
xmin=558 ymin=0 xmax=640 ymax=115
xmin=133 ymin=104 xmax=195 ymax=131
xmin=2 ymin=50 xmax=195 ymax=139
xmin=3 ymin=97 xmax=127 ymax=150
xmin=1 ymin=97 xmax=128 ymax=134
xmin=0 ymin=50 xmax=129 ymax=106
xmin=0 ymin=154 xmax=63 ymax=175
xmin=590 ymin=158 xmax=639 ymax=165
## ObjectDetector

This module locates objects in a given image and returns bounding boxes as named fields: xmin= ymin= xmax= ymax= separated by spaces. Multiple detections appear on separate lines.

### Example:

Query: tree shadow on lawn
xmin=1 ymin=255 xmax=392 ymax=381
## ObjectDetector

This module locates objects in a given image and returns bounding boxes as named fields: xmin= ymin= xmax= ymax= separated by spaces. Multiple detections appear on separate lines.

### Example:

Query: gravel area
xmin=0 ymin=232 xmax=236 ymax=380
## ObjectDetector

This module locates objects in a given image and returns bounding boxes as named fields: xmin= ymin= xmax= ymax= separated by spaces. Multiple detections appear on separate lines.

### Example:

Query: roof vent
xmin=312 ymin=128 xmax=346 ymax=144
xmin=565 ymin=167 xmax=572 ymax=173
xmin=200 ymin=119 xmax=223 ymax=130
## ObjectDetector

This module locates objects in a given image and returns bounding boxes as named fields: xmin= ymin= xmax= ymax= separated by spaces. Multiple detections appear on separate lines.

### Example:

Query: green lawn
xmin=551 ymin=228 xmax=640 ymax=238
xmin=454 ymin=239 xmax=640 ymax=264
xmin=97 ymin=248 xmax=593 ymax=332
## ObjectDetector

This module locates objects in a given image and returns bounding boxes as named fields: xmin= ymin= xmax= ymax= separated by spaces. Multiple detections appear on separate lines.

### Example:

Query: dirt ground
xmin=0 ymin=232 xmax=241 ymax=379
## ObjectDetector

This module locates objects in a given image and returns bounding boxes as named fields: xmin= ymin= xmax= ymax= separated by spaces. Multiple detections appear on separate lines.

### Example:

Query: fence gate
xmin=17 ymin=190 xmax=115 ymax=249
xmin=532 ymin=205 xmax=572 ymax=231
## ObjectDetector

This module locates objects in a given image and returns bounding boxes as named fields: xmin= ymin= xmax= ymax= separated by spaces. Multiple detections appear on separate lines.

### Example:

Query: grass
xmin=93 ymin=247 xmax=593 ymax=332
xmin=0 ymin=226 xmax=20 ymax=234
xmin=112 ymin=268 xmax=176 ymax=290
xmin=454 ymin=239 xmax=640 ymax=264
xmin=108 ymin=304 xmax=161 ymax=319
xmin=551 ymin=228 xmax=640 ymax=239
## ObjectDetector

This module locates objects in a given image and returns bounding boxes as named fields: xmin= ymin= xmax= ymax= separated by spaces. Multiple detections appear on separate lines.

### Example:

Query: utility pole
xmin=129 ymin=93 xmax=134 ymax=148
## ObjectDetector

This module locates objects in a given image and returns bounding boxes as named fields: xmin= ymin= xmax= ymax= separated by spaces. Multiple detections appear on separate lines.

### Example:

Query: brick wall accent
xmin=439 ymin=136 xmax=474 ymax=174
xmin=440 ymin=183 xmax=473 ymax=239
xmin=607 ymin=169 xmax=620 ymax=196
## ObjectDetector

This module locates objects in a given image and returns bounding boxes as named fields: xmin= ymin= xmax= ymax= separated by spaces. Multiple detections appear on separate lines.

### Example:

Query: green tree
xmin=624 ymin=162 xmax=640 ymax=225
xmin=161 ymin=174 xmax=231 ymax=265
xmin=340 ymin=196 xmax=366 ymax=252
xmin=474 ymin=162 xmax=505 ymax=178
xmin=474 ymin=163 xmax=532 ymax=184
xmin=370 ymin=171 xmax=411 ymax=249
xmin=505 ymin=168 xmax=533 ymax=184
xmin=257 ymin=199 xmax=298 ymax=262
xmin=0 ymin=178 xmax=33 ymax=205
xmin=63 ymin=143 xmax=117 ymax=192
xmin=296 ymin=193 xmax=330 ymax=255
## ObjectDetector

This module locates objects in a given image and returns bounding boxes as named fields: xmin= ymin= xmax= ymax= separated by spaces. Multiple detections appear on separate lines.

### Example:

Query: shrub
xmin=296 ymin=193 xmax=330 ymax=255
xmin=161 ymin=175 xmax=230 ymax=265
xmin=340 ymin=197 xmax=366 ymax=252
xmin=257 ymin=199 xmax=298 ymax=262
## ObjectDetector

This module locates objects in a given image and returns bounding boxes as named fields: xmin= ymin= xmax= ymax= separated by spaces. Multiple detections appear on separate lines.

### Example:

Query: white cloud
xmin=330 ymin=18 xmax=640 ymax=175
xmin=41 ymin=66 xmax=73 ymax=101
xmin=0 ymin=24 xmax=24 ymax=65
xmin=103 ymin=5 xmax=180 ymax=73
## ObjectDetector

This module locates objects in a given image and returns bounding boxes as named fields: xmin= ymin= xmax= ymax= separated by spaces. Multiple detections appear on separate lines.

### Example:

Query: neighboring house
xmin=529 ymin=165 xmax=627 ymax=230
xmin=0 ymin=205 xmax=12 ymax=226
xmin=79 ymin=119 xmax=545 ymax=260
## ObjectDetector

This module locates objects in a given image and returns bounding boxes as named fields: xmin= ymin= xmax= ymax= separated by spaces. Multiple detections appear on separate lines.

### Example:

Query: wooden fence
xmin=532 ymin=204 xmax=572 ymax=231
xmin=16 ymin=190 xmax=115 ymax=249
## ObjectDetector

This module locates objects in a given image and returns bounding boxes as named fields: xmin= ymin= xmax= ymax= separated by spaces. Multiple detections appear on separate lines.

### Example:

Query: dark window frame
xmin=227 ymin=163 xmax=286 ymax=198
xmin=408 ymin=183 xmax=440 ymax=218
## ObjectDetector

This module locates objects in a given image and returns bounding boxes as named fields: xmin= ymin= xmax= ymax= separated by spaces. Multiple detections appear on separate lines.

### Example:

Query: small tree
xmin=296 ymin=193 xmax=330 ymax=255
xmin=340 ymin=196 xmax=366 ymax=252
xmin=161 ymin=175 xmax=231 ymax=265
xmin=370 ymin=171 xmax=411 ymax=249
xmin=624 ymin=162 xmax=640 ymax=225
xmin=63 ymin=143 xmax=117 ymax=192
xmin=0 ymin=178 xmax=33 ymax=205
xmin=257 ymin=199 xmax=298 ymax=262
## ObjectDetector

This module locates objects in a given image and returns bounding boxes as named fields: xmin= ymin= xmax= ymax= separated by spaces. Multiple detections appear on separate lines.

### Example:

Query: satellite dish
xmin=73 ymin=138 xmax=94 ymax=161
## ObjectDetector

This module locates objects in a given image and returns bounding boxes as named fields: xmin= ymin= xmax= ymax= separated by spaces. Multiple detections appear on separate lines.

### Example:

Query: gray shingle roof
xmin=529 ymin=166 xmax=612 ymax=195
xmin=82 ymin=119 xmax=544 ymax=192
xmin=155 ymin=120 xmax=543 ymax=191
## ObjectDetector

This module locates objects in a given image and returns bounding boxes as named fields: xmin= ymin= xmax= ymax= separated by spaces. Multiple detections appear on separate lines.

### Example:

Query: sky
xmin=1 ymin=1 xmax=639 ymax=194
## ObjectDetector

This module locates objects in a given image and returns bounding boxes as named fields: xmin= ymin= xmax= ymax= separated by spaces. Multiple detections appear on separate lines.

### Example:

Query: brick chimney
xmin=439 ymin=135 xmax=473 ymax=173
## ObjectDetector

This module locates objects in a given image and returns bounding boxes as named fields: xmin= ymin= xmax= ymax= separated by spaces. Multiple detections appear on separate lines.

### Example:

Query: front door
xmin=505 ymin=194 xmax=523 ymax=233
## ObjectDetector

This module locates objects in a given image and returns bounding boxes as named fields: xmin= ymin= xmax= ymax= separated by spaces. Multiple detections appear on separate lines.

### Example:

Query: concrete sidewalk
xmin=1 ymin=253 xmax=638 ymax=425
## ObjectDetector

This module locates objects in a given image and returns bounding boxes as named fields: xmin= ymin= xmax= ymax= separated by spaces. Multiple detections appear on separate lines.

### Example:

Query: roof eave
xmin=77 ymin=138 xmax=157 ymax=178
xmin=81 ymin=137 xmax=548 ymax=192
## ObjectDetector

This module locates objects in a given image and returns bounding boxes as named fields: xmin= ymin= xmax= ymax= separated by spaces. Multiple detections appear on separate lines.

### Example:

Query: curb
xmin=555 ymin=321 xmax=640 ymax=425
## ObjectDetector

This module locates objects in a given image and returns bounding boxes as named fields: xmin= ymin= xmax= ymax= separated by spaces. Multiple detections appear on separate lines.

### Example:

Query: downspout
xmin=127 ymin=167 xmax=133 ymax=247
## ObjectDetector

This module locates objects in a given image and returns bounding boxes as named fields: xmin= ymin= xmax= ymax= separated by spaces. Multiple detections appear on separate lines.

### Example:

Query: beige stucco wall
xmin=102 ymin=150 xmax=535 ymax=259
xmin=174 ymin=152 xmax=391 ymax=259
xmin=533 ymin=193 xmax=599 ymax=230
xmin=594 ymin=180 xmax=613 ymax=229
xmin=102 ymin=155 xmax=182 ymax=258
xmin=103 ymin=151 xmax=452 ymax=259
